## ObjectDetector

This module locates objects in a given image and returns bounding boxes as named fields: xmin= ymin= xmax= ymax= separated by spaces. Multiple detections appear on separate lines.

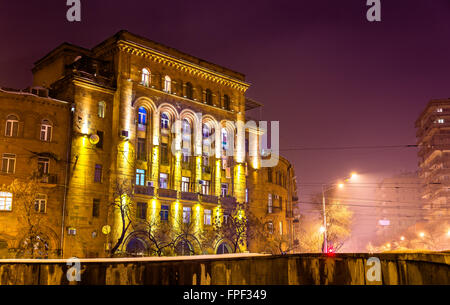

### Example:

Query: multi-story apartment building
xmin=0 ymin=31 xmax=297 ymax=258
xmin=416 ymin=99 xmax=450 ymax=223
xmin=374 ymin=172 xmax=425 ymax=246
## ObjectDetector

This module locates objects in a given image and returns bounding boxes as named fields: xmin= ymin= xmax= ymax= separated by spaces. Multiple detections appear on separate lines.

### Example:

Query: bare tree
xmin=109 ymin=178 xmax=135 ymax=256
xmin=7 ymin=176 xmax=50 ymax=258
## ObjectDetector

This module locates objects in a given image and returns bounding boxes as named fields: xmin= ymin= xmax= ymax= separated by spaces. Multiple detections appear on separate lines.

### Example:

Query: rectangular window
xmin=96 ymin=131 xmax=104 ymax=149
xmin=268 ymin=167 xmax=272 ymax=182
xmin=34 ymin=194 xmax=46 ymax=213
xmin=201 ymin=180 xmax=210 ymax=195
xmin=204 ymin=209 xmax=212 ymax=225
xmin=5 ymin=120 xmax=18 ymax=137
xmin=183 ymin=206 xmax=191 ymax=223
xmin=181 ymin=176 xmax=190 ymax=192
xmin=137 ymin=138 xmax=146 ymax=160
xmin=159 ymin=173 xmax=168 ymax=189
xmin=37 ymin=157 xmax=49 ymax=176
xmin=221 ymin=183 xmax=228 ymax=197
xmin=279 ymin=196 xmax=283 ymax=210
xmin=0 ymin=192 xmax=12 ymax=211
xmin=437 ymin=108 xmax=443 ymax=113
xmin=202 ymin=154 xmax=209 ymax=167
xmin=268 ymin=194 xmax=273 ymax=213
xmin=161 ymin=143 xmax=169 ymax=164
xmin=92 ymin=199 xmax=100 ymax=218
xmin=1 ymin=154 xmax=15 ymax=174
xmin=438 ymin=118 xmax=445 ymax=124
xmin=279 ymin=221 xmax=283 ymax=235
xmin=40 ymin=124 xmax=52 ymax=141
xmin=245 ymin=188 xmax=249 ymax=203
xmin=160 ymin=205 xmax=169 ymax=221
xmin=98 ymin=102 xmax=105 ymax=118
xmin=94 ymin=164 xmax=102 ymax=182
xmin=136 ymin=169 xmax=145 ymax=186
xmin=268 ymin=221 xmax=274 ymax=234
xmin=137 ymin=202 xmax=147 ymax=220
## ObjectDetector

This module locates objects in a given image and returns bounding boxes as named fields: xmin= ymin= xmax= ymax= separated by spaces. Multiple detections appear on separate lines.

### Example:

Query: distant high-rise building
xmin=416 ymin=99 xmax=450 ymax=222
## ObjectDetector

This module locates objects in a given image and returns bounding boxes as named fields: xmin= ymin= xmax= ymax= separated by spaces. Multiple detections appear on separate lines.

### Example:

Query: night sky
xmin=1 ymin=0 xmax=450 ymax=210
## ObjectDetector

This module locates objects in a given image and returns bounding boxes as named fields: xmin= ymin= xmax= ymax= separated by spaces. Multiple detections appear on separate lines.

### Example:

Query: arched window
xmin=221 ymin=128 xmax=228 ymax=151
xmin=161 ymin=113 xmax=170 ymax=129
xmin=40 ymin=119 xmax=52 ymax=142
xmin=223 ymin=94 xmax=230 ymax=110
xmin=5 ymin=115 xmax=19 ymax=137
xmin=202 ymin=124 xmax=211 ymax=139
xmin=138 ymin=107 xmax=147 ymax=125
xmin=185 ymin=82 xmax=193 ymax=99
xmin=217 ymin=242 xmax=231 ymax=254
xmin=164 ymin=75 xmax=171 ymax=93
xmin=141 ymin=68 xmax=150 ymax=87
xmin=98 ymin=101 xmax=106 ymax=118
xmin=205 ymin=89 xmax=213 ymax=105
xmin=182 ymin=119 xmax=191 ymax=137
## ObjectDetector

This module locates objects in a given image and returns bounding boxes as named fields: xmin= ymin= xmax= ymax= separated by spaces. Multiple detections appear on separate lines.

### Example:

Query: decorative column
xmin=151 ymin=111 xmax=160 ymax=187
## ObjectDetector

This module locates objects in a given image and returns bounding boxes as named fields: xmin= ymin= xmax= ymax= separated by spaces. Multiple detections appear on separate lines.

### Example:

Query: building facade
xmin=416 ymin=99 xmax=450 ymax=224
xmin=0 ymin=31 xmax=297 ymax=258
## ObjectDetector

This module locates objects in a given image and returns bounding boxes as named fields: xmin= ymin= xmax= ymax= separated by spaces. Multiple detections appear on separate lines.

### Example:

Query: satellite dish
xmin=89 ymin=134 xmax=100 ymax=145
xmin=102 ymin=225 xmax=111 ymax=235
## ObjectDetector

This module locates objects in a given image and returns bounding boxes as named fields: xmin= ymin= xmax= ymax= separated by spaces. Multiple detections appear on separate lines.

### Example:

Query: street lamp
xmin=321 ymin=172 xmax=357 ymax=253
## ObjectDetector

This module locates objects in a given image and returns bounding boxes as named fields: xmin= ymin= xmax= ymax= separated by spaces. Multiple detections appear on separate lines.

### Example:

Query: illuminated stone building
xmin=416 ymin=99 xmax=450 ymax=224
xmin=0 ymin=87 xmax=70 ymax=258
xmin=0 ymin=31 xmax=297 ymax=258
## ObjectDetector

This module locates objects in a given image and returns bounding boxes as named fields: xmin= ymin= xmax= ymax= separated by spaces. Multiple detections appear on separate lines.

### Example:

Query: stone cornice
xmin=117 ymin=40 xmax=250 ymax=93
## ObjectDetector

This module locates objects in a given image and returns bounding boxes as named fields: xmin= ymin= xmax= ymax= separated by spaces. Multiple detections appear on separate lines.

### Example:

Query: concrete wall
xmin=0 ymin=253 xmax=448 ymax=285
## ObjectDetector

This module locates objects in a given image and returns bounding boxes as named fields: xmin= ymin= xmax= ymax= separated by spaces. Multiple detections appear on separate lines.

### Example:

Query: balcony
xmin=40 ymin=174 xmax=57 ymax=185
xmin=158 ymin=188 xmax=178 ymax=199
xmin=135 ymin=185 xmax=155 ymax=196
xmin=200 ymin=194 xmax=218 ymax=204
xmin=220 ymin=196 xmax=236 ymax=205
xmin=181 ymin=191 xmax=198 ymax=201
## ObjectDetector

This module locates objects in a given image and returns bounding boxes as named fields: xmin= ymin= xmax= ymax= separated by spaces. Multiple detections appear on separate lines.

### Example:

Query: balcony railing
xmin=159 ymin=188 xmax=178 ymax=199
xmin=135 ymin=185 xmax=155 ymax=196
xmin=40 ymin=174 xmax=57 ymax=184
xmin=181 ymin=191 xmax=198 ymax=201
xmin=220 ymin=196 xmax=236 ymax=205
xmin=200 ymin=194 xmax=218 ymax=204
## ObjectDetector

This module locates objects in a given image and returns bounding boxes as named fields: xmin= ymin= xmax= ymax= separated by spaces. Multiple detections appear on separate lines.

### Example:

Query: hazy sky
xmin=1 ymin=0 xmax=450 ymax=206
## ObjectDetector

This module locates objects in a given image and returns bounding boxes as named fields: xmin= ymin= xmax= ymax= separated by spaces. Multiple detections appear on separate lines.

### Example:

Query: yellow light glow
xmin=350 ymin=172 xmax=358 ymax=181
xmin=447 ymin=230 xmax=450 ymax=237
xmin=338 ymin=183 xmax=344 ymax=189
xmin=419 ymin=232 xmax=425 ymax=238
xmin=400 ymin=236 xmax=405 ymax=241
xmin=319 ymin=226 xmax=326 ymax=233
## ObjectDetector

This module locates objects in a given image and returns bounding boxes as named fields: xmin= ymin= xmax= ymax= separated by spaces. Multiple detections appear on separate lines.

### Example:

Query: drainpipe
xmin=60 ymin=103 xmax=74 ymax=258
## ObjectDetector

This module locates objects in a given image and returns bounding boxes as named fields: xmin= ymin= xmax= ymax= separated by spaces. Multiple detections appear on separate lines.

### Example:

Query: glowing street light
xmin=338 ymin=183 xmax=344 ymax=189
xmin=350 ymin=172 xmax=358 ymax=181
xmin=319 ymin=226 xmax=326 ymax=233
xmin=400 ymin=236 xmax=405 ymax=241
xmin=419 ymin=232 xmax=425 ymax=238
xmin=447 ymin=230 xmax=450 ymax=237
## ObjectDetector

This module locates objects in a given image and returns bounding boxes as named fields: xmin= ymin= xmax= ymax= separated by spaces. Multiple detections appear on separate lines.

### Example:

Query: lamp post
xmin=321 ymin=172 xmax=358 ymax=253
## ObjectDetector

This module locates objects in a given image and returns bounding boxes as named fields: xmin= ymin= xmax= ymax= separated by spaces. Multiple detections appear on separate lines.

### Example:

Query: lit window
xmin=183 ymin=206 xmax=191 ymax=223
xmin=268 ymin=221 xmax=274 ymax=234
xmin=142 ymin=68 xmax=150 ymax=87
xmin=202 ymin=124 xmax=211 ymax=138
xmin=268 ymin=194 xmax=273 ymax=213
xmin=221 ymin=128 xmax=228 ymax=151
xmin=138 ymin=107 xmax=147 ymax=125
xmin=5 ymin=115 xmax=19 ymax=137
xmin=136 ymin=169 xmax=145 ymax=186
xmin=161 ymin=113 xmax=170 ymax=129
xmin=279 ymin=221 xmax=283 ymax=235
xmin=201 ymin=180 xmax=210 ymax=195
xmin=160 ymin=205 xmax=169 ymax=221
xmin=438 ymin=119 xmax=445 ymax=124
xmin=182 ymin=120 xmax=191 ymax=138
xmin=34 ymin=194 xmax=47 ymax=213
xmin=94 ymin=164 xmax=102 ymax=182
xmin=164 ymin=75 xmax=171 ymax=93
xmin=159 ymin=173 xmax=168 ymax=189
xmin=1 ymin=154 xmax=15 ymax=174
xmin=37 ymin=158 xmax=50 ymax=176
xmin=0 ymin=192 xmax=12 ymax=211
xmin=98 ymin=101 xmax=106 ymax=118
xmin=40 ymin=120 xmax=52 ymax=142
xmin=181 ymin=176 xmax=190 ymax=192
xmin=437 ymin=108 xmax=443 ymax=113
xmin=204 ymin=209 xmax=212 ymax=225
xmin=245 ymin=188 xmax=249 ymax=203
